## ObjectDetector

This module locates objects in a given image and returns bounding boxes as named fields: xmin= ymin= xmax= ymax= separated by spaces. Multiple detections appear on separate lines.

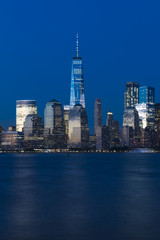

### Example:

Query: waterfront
xmin=0 ymin=153 xmax=160 ymax=240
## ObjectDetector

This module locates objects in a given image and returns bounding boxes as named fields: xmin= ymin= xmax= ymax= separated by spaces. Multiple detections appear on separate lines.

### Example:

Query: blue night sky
xmin=0 ymin=0 xmax=160 ymax=132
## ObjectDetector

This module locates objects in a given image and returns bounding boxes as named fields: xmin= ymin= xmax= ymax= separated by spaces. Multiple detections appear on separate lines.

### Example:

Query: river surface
xmin=0 ymin=153 xmax=160 ymax=240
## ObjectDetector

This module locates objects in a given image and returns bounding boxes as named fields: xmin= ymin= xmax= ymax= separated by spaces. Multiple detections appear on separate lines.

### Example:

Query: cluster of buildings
xmin=121 ymin=82 xmax=160 ymax=148
xmin=95 ymin=82 xmax=160 ymax=150
xmin=0 ymin=35 xmax=160 ymax=152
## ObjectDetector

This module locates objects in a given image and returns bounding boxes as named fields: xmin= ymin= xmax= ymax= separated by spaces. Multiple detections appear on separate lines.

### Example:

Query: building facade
xmin=64 ymin=105 xmax=70 ymax=142
xmin=24 ymin=114 xmax=44 ymax=140
xmin=16 ymin=100 xmax=37 ymax=132
xmin=68 ymin=104 xmax=89 ymax=148
xmin=123 ymin=108 xmax=139 ymax=129
xmin=124 ymin=82 xmax=139 ymax=110
xmin=101 ymin=125 xmax=110 ymax=150
xmin=94 ymin=98 xmax=102 ymax=150
xmin=106 ymin=110 xmax=121 ymax=147
xmin=135 ymin=86 xmax=155 ymax=129
xmin=155 ymin=103 xmax=160 ymax=131
xmin=44 ymin=99 xmax=65 ymax=148
xmin=1 ymin=132 xmax=24 ymax=151
xmin=70 ymin=34 xmax=85 ymax=108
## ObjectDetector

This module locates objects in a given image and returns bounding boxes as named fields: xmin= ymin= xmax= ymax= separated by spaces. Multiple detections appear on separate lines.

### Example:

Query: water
xmin=0 ymin=153 xmax=160 ymax=240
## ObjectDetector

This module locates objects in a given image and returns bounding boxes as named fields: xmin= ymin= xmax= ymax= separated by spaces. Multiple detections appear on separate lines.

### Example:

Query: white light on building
xmin=16 ymin=100 xmax=37 ymax=132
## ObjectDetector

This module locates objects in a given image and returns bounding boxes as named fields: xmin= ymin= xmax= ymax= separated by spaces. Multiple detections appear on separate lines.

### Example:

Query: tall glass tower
xmin=135 ymin=86 xmax=155 ymax=128
xmin=124 ymin=82 xmax=139 ymax=110
xmin=70 ymin=34 xmax=85 ymax=108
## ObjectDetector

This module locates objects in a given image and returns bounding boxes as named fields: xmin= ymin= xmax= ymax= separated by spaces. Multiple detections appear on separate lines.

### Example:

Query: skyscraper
xmin=135 ymin=86 xmax=155 ymax=129
xmin=94 ymin=99 xmax=102 ymax=134
xmin=123 ymin=108 xmax=139 ymax=129
xmin=123 ymin=82 xmax=139 ymax=131
xmin=155 ymin=103 xmax=160 ymax=131
xmin=44 ymin=99 xmax=65 ymax=148
xmin=24 ymin=114 xmax=44 ymax=140
xmin=124 ymin=82 xmax=139 ymax=110
xmin=16 ymin=100 xmax=37 ymax=132
xmin=70 ymin=34 xmax=85 ymax=108
xmin=64 ymin=105 xmax=70 ymax=138
xmin=94 ymin=98 xmax=102 ymax=150
xmin=68 ymin=104 xmax=89 ymax=148
xmin=106 ymin=110 xmax=121 ymax=147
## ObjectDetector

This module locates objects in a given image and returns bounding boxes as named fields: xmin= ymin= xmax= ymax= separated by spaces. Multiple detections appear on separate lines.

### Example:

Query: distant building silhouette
xmin=106 ymin=110 xmax=121 ymax=147
xmin=94 ymin=98 xmax=102 ymax=150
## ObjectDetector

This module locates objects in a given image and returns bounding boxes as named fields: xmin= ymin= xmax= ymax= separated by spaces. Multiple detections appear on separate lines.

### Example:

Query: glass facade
xmin=139 ymin=86 xmax=155 ymax=104
xmin=44 ymin=99 xmax=64 ymax=134
xmin=135 ymin=103 xmax=147 ymax=128
xmin=44 ymin=99 xmax=65 ymax=149
xmin=24 ymin=114 xmax=44 ymax=140
xmin=70 ymin=35 xmax=85 ymax=108
xmin=68 ymin=104 xmax=89 ymax=148
xmin=123 ymin=108 xmax=139 ymax=129
xmin=16 ymin=100 xmax=37 ymax=132
xmin=124 ymin=82 xmax=139 ymax=109
xmin=136 ymin=86 xmax=155 ymax=129
xmin=70 ymin=58 xmax=85 ymax=108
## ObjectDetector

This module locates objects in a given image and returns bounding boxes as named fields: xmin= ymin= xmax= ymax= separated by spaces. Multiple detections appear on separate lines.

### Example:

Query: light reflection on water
xmin=0 ymin=153 xmax=160 ymax=240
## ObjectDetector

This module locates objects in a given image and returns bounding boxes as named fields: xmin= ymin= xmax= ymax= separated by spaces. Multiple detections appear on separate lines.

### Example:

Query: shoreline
xmin=0 ymin=148 xmax=158 ymax=154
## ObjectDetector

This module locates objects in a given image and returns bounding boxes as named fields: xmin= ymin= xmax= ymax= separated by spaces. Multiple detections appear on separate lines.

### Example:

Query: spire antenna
xmin=76 ymin=33 xmax=78 ymax=58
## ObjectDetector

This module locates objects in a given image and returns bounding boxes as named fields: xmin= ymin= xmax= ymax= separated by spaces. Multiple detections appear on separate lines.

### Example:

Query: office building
xmin=123 ymin=108 xmax=139 ymax=129
xmin=64 ymin=105 xmax=70 ymax=141
xmin=16 ymin=100 xmax=37 ymax=132
xmin=68 ymin=104 xmax=89 ymax=148
xmin=135 ymin=86 xmax=155 ymax=129
xmin=1 ymin=131 xmax=24 ymax=151
xmin=101 ymin=125 xmax=110 ymax=150
xmin=89 ymin=135 xmax=96 ymax=150
xmin=94 ymin=98 xmax=102 ymax=150
xmin=121 ymin=126 xmax=134 ymax=147
xmin=141 ymin=127 xmax=156 ymax=148
xmin=155 ymin=103 xmax=160 ymax=131
xmin=124 ymin=82 xmax=139 ymax=110
xmin=44 ymin=99 xmax=65 ymax=148
xmin=70 ymin=34 xmax=85 ymax=108
xmin=24 ymin=114 xmax=44 ymax=140
xmin=106 ymin=110 xmax=121 ymax=147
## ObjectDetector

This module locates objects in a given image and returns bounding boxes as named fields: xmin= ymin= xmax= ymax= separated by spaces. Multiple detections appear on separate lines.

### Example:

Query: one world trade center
xmin=70 ymin=33 xmax=85 ymax=108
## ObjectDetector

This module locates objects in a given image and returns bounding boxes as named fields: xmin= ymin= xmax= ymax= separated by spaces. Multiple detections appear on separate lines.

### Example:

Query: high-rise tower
xmin=94 ymin=98 xmax=102 ymax=150
xmin=70 ymin=34 xmax=85 ymax=108
xmin=16 ymin=100 xmax=37 ymax=132
xmin=124 ymin=82 xmax=139 ymax=110
xmin=135 ymin=86 xmax=155 ymax=128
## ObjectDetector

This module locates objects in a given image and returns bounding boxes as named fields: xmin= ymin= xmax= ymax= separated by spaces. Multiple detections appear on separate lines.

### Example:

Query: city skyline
xmin=1 ymin=1 xmax=160 ymax=131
